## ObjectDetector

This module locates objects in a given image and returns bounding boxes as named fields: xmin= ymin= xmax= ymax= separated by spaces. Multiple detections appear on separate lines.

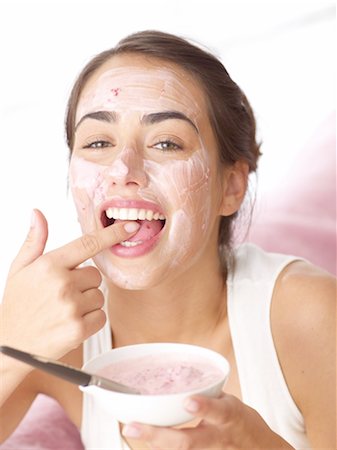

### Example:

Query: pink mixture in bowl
xmin=96 ymin=353 xmax=224 ymax=395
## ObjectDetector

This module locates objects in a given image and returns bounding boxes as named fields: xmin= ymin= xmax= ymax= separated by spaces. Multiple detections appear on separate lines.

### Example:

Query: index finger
xmin=47 ymin=221 xmax=140 ymax=269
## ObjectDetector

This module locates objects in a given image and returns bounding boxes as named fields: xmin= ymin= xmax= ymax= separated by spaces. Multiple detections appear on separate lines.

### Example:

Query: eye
xmin=83 ymin=140 xmax=112 ymax=150
xmin=152 ymin=139 xmax=183 ymax=152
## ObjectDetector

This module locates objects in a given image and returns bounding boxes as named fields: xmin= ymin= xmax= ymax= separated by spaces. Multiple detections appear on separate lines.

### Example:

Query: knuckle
xmin=226 ymin=394 xmax=240 ymax=419
xmin=66 ymin=298 xmax=80 ymax=318
xmin=84 ymin=309 xmax=106 ymax=337
xmin=80 ymin=234 xmax=101 ymax=255
xmin=38 ymin=254 xmax=54 ymax=273
xmin=56 ymin=285 xmax=80 ymax=316
xmin=226 ymin=395 xmax=242 ymax=413
xmin=88 ymin=266 xmax=103 ymax=287
xmin=84 ymin=288 xmax=104 ymax=310
xmin=92 ymin=266 xmax=102 ymax=283
xmin=24 ymin=232 xmax=35 ymax=246
xmin=198 ymin=397 xmax=210 ymax=414
xmin=69 ymin=318 xmax=85 ymax=343
xmin=95 ymin=289 xmax=105 ymax=308
xmin=58 ymin=280 xmax=75 ymax=300
xmin=54 ymin=277 xmax=78 ymax=305
xmin=95 ymin=309 xmax=107 ymax=328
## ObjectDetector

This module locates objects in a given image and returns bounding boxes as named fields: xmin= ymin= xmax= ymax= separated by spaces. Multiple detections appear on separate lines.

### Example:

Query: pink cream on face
xmin=70 ymin=147 xmax=214 ymax=288
xmin=75 ymin=66 xmax=201 ymax=125
xmin=69 ymin=61 xmax=222 ymax=289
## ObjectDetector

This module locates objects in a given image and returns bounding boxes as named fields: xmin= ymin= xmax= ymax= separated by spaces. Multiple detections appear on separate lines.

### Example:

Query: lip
xmin=99 ymin=198 xmax=166 ymax=258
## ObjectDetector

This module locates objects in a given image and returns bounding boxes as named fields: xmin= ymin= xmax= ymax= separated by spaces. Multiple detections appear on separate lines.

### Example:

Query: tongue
xmin=116 ymin=219 xmax=163 ymax=242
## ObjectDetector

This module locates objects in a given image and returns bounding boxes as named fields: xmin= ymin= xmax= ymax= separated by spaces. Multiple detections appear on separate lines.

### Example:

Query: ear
xmin=219 ymin=161 xmax=249 ymax=216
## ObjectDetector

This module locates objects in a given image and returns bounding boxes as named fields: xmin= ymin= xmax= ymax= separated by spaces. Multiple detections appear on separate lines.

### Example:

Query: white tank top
xmin=81 ymin=244 xmax=311 ymax=449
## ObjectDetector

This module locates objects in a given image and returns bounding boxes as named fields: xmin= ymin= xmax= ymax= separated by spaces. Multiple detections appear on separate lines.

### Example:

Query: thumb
xmin=9 ymin=209 xmax=49 ymax=275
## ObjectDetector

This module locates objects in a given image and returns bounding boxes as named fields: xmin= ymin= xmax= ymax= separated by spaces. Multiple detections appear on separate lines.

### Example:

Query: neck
xmin=105 ymin=254 xmax=228 ymax=350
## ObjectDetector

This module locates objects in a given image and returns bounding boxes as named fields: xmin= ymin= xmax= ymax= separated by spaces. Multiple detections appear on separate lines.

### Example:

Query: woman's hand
xmin=0 ymin=209 xmax=140 ymax=360
xmin=122 ymin=393 xmax=295 ymax=449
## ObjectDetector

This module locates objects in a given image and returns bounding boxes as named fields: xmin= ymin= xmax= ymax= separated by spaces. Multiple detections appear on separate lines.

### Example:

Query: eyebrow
xmin=75 ymin=110 xmax=117 ymax=131
xmin=75 ymin=110 xmax=199 ymax=134
xmin=141 ymin=111 xmax=199 ymax=134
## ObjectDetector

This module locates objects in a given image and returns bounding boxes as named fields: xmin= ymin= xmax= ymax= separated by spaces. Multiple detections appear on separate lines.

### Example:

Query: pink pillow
xmin=0 ymin=395 xmax=83 ymax=450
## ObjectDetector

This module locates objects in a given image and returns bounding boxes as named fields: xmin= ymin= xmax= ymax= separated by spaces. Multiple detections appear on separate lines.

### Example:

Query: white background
xmin=0 ymin=0 xmax=335 ymax=293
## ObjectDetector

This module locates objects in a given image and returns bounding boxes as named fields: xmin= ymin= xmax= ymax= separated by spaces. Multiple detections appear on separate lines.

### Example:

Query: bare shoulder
xmin=271 ymin=260 xmax=335 ymax=343
xmin=272 ymin=260 xmax=335 ymax=335
xmin=271 ymin=260 xmax=336 ymax=448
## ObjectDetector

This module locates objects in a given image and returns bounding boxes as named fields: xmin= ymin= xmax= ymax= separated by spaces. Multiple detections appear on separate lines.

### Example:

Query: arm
xmin=0 ymin=209 xmax=140 ymax=442
xmin=271 ymin=261 xmax=336 ymax=449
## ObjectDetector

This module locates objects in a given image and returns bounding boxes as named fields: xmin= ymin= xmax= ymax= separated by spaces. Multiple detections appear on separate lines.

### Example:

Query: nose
xmin=105 ymin=146 xmax=148 ymax=189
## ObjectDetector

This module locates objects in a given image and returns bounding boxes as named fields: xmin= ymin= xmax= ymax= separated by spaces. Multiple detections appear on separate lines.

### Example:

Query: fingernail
xmin=184 ymin=398 xmax=200 ymax=413
xmin=30 ymin=210 xmax=37 ymax=229
xmin=122 ymin=424 xmax=142 ymax=438
xmin=124 ymin=222 xmax=140 ymax=233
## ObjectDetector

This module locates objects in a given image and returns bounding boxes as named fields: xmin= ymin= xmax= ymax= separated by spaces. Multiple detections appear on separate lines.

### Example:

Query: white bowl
xmin=80 ymin=343 xmax=230 ymax=426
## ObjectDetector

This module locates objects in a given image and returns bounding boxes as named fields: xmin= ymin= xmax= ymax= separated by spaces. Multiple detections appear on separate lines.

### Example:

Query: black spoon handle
xmin=0 ymin=345 xmax=140 ymax=394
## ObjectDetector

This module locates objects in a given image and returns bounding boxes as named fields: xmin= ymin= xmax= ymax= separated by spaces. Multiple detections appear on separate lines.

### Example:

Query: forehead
xmin=76 ymin=54 xmax=208 ymax=124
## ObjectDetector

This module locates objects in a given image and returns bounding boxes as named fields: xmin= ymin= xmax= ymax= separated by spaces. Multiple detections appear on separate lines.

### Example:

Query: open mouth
xmin=101 ymin=207 xmax=166 ymax=248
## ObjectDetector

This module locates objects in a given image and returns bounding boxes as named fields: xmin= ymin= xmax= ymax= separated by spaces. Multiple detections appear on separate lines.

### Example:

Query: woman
xmin=0 ymin=30 xmax=335 ymax=449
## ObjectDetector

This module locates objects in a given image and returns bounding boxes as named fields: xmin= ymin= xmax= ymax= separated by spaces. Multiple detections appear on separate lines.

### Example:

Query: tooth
xmin=121 ymin=240 xmax=143 ymax=247
xmin=105 ymin=207 xmax=165 ymax=221
xmin=112 ymin=208 xmax=119 ymax=219
xmin=146 ymin=210 xmax=154 ymax=221
xmin=127 ymin=208 xmax=139 ymax=220
xmin=106 ymin=208 xmax=114 ymax=219
xmin=119 ymin=208 xmax=128 ymax=220
xmin=138 ymin=209 xmax=146 ymax=220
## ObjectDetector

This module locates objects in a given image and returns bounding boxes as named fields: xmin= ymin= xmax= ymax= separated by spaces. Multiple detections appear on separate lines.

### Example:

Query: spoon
xmin=0 ymin=345 xmax=140 ymax=395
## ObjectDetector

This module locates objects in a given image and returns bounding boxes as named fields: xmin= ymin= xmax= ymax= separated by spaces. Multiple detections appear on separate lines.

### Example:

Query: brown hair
xmin=65 ymin=30 xmax=261 ymax=265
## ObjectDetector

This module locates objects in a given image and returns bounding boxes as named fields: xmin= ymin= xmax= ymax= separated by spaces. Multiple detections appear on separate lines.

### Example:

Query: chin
xmin=93 ymin=254 xmax=169 ymax=291
xmin=106 ymin=272 xmax=165 ymax=291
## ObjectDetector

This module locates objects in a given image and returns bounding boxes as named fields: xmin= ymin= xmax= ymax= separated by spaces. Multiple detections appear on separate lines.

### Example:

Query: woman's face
xmin=70 ymin=54 xmax=224 ymax=289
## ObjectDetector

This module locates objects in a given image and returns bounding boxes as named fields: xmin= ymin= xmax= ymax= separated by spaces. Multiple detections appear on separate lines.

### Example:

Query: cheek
xmin=169 ymin=156 xmax=212 ymax=248
xmin=142 ymin=150 xmax=213 ymax=256
xmin=69 ymin=156 xmax=107 ymax=230
xmin=157 ymin=151 xmax=211 ymax=221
